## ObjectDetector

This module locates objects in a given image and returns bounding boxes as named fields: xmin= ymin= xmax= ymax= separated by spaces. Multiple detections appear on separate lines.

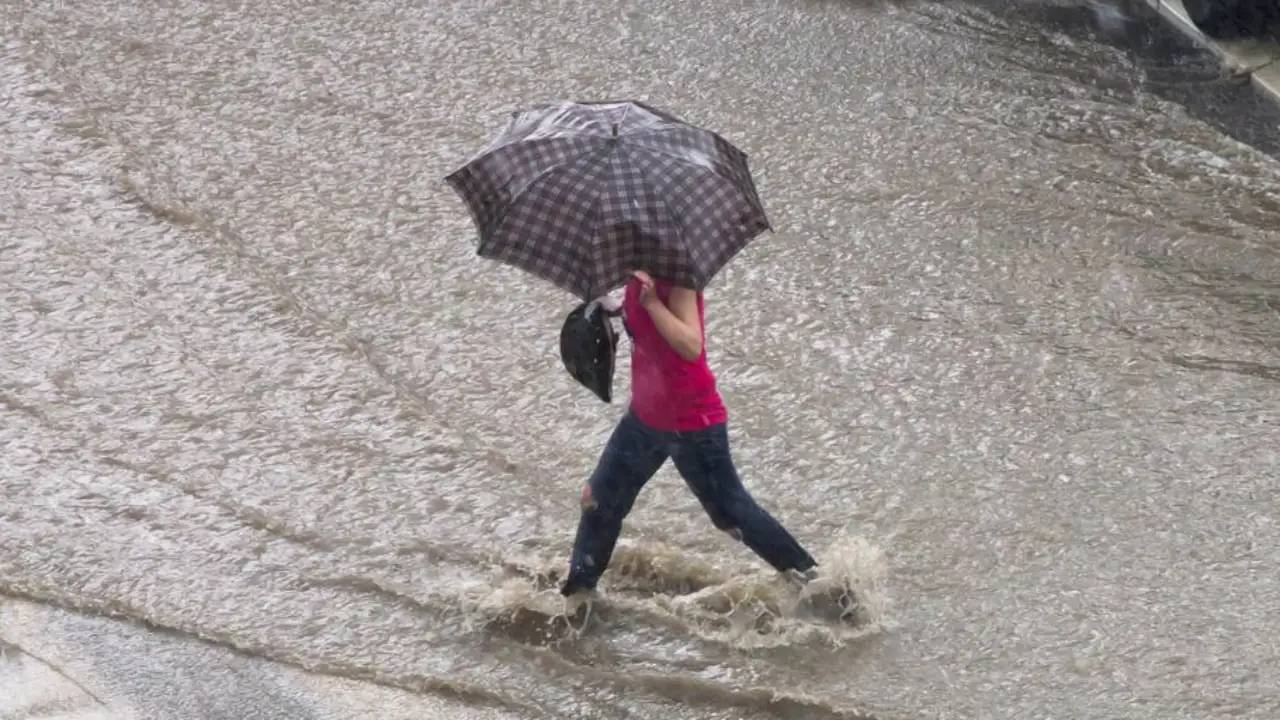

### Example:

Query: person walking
xmin=440 ymin=100 xmax=839 ymax=606
xmin=560 ymin=269 xmax=819 ymax=597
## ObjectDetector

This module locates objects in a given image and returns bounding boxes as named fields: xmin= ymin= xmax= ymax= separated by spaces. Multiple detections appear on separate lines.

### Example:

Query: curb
xmin=1144 ymin=0 xmax=1280 ymax=105
xmin=0 ymin=596 xmax=528 ymax=720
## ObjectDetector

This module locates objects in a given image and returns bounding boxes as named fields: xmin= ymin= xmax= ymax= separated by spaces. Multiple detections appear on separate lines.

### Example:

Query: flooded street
xmin=3 ymin=0 xmax=1280 ymax=718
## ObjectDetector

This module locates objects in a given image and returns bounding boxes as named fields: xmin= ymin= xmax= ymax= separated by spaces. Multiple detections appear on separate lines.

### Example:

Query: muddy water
xmin=3 ymin=0 xmax=1280 ymax=718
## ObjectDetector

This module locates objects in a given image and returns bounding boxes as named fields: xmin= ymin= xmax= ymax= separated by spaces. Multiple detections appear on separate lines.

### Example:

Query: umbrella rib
xmin=621 ymin=121 xmax=688 ymax=140
xmin=620 ymin=146 xmax=700 ymax=288
xmin=584 ymin=179 xmax=608 ymax=299
xmin=622 ymin=141 xmax=762 ymax=214
xmin=481 ymin=141 xmax=612 ymax=251
xmin=623 ymin=124 xmax=746 ymax=168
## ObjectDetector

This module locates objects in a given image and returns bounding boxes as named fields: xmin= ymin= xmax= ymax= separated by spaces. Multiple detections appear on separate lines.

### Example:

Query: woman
xmin=560 ymin=270 xmax=820 ymax=597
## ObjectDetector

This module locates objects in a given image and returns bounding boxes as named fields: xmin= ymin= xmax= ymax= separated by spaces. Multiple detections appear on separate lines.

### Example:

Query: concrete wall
xmin=1146 ymin=0 xmax=1280 ymax=105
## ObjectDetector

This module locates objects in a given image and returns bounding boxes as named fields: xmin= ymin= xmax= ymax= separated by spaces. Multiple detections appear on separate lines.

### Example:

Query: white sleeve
xmin=596 ymin=294 xmax=623 ymax=314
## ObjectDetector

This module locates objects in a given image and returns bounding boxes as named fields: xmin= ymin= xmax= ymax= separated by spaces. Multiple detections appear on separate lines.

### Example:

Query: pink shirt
xmin=622 ymin=277 xmax=728 ymax=432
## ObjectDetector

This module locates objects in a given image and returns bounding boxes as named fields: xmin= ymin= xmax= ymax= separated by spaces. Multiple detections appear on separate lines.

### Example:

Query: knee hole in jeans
xmin=580 ymin=485 xmax=598 ymax=511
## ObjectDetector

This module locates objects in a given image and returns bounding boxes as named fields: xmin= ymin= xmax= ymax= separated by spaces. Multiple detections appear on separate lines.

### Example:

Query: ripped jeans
xmin=561 ymin=410 xmax=817 ymax=595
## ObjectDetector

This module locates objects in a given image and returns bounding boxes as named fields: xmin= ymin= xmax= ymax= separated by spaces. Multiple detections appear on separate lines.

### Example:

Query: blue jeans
xmin=561 ymin=410 xmax=817 ymax=595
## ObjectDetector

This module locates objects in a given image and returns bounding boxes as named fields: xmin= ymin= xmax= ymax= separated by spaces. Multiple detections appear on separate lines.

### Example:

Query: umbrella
xmin=444 ymin=100 xmax=771 ymax=300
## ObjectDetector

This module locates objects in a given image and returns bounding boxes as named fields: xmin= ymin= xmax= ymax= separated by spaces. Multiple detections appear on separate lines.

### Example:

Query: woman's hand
xmin=631 ymin=270 xmax=703 ymax=362
xmin=633 ymin=270 xmax=658 ymax=309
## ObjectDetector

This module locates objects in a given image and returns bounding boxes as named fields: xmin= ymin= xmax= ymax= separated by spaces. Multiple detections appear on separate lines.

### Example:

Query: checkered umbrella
xmin=444 ymin=100 xmax=771 ymax=300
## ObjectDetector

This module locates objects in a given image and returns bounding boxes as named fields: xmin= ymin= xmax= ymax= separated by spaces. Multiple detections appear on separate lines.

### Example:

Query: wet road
xmin=3 ymin=0 xmax=1280 ymax=718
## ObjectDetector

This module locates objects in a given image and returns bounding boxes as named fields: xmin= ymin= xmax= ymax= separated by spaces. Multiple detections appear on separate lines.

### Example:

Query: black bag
xmin=559 ymin=300 xmax=620 ymax=403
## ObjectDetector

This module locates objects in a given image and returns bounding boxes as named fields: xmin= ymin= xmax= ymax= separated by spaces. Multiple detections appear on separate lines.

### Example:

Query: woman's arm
xmin=641 ymin=283 xmax=704 ymax=362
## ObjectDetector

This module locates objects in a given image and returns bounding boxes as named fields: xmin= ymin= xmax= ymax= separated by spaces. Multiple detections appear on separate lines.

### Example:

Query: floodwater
xmin=3 ymin=0 xmax=1280 ymax=718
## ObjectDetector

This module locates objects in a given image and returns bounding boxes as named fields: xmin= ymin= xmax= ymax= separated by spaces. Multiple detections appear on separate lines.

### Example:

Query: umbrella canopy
xmin=445 ymin=100 xmax=771 ymax=300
